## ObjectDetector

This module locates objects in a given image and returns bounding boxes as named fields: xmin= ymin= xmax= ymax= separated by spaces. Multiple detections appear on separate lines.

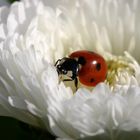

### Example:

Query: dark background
xmin=0 ymin=116 xmax=55 ymax=140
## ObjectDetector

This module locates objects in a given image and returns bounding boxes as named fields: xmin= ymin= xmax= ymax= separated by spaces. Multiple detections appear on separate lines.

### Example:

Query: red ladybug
xmin=55 ymin=50 xmax=107 ymax=89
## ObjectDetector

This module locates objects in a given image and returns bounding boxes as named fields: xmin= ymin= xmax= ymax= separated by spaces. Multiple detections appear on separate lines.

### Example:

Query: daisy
xmin=0 ymin=0 xmax=140 ymax=139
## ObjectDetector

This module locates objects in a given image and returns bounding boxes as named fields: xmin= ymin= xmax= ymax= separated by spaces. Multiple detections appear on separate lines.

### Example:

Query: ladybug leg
xmin=63 ymin=78 xmax=74 ymax=85
xmin=71 ymin=73 xmax=78 ymax=90
xmin=54 ymin=59 xmax=61 ymax=66
xmin=63 ymin=78 xmax=73 ymax=82
xmin=74 ymin=77 xmax=78 ymax=91
xmin=63 ymin=78 xmax=78 ymax=91
xmin=63 ymin=73 xmax=78 ymax=91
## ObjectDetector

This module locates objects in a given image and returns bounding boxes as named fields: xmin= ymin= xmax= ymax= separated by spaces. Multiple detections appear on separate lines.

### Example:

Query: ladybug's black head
xmin=55 ymin=58 xmax=69 ymax=75
xmin=56 ymin=64 xmax=68 ymax=75
xmin=55 ymin=57 xmax=80 ymax=90
xmin=55 ymin=57 xmax=79 ymax=77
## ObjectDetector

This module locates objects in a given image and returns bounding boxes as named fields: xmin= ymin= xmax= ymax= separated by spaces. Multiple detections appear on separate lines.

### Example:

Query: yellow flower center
xmin=105 ymin=53 xmax=136 ymax=89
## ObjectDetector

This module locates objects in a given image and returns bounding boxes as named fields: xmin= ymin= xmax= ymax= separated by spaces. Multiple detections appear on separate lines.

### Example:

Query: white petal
xmin=0 ymin=0 xmax=140 ymax=139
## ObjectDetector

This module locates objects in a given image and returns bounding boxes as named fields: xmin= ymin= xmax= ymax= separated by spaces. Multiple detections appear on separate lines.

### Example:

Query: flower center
xmin=105 ymin=52 xmax=137 ymax=89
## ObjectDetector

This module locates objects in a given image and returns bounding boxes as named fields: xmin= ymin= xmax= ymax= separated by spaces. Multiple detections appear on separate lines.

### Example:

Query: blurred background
xmin=0 ymin=0 xmax=17 ymax=6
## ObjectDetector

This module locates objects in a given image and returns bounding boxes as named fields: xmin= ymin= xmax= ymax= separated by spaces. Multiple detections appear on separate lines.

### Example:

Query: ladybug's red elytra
xmin=55 ymin=50 xmax=107 ymax=90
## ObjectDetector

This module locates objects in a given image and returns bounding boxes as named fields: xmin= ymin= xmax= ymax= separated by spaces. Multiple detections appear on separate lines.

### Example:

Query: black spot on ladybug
xmin=78 ymin=56 xmax=86 ymax=65
xmin=90 ymin=78 xmax=95 ymax=83
xmin=96 ymin=63 xmax=101 ymax=71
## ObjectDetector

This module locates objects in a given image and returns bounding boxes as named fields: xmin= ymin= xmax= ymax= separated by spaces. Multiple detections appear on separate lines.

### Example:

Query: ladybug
xmin=55 ymin=50 xmax=107 ymax=90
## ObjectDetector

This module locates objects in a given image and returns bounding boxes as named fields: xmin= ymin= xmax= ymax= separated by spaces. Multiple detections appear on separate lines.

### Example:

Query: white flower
xmin=48 ymin=84 xmax=140 ymax=139
xmin=0 ymin=0 xmax=140 ymax=139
